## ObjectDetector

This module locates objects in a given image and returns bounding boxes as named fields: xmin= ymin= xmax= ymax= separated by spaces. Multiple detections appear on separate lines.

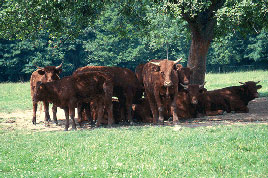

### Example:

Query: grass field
xmin=1 ymin=125 xmax=268 ymax=177
xmin=0 ymin=70 xmax=268 ymax=177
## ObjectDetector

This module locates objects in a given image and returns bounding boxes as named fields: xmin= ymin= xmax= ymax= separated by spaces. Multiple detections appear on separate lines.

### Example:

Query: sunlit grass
xmin=0 ymin=82 xmax=32 ymax=113
xmin=206 ymin=70 xmax=268 ymax=97
xmin=0 ymin=125 xmax=268 ymax=177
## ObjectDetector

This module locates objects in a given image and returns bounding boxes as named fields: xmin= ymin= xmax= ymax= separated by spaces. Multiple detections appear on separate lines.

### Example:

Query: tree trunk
xmin=187 ymin=30 xmax=211 ymax=85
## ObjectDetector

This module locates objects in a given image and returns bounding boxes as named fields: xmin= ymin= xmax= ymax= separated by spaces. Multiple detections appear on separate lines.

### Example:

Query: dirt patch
xmin=0 ymin=97 xmax=268 ymax=132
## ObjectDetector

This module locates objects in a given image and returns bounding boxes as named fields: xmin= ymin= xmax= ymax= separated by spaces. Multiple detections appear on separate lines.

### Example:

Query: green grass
xmin=0 ymin=82 xmax=32 ymax=113
xmin=0 ymin=71 xmax=268 ymax=177
xmin=0 ymin=125 xmax=268 ymax=177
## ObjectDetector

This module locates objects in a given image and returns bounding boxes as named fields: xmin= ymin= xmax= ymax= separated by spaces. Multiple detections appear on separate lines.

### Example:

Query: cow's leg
xmin=145 ymin=89 xmax=159 ymax=124
xmin=171 ymin=98 xmax=179 ymax=123
xmin=32 ymin=102 xmax=37 ymax=125
xmin=96 ymin=100 xmax=105 ymax=127
xmin=117 ymin=95 xmax=127 ymax=124
xmin=43 ymin=101 xmax=51 ymax=122
xmin=153 ymin=88 xmax=164 ymax=124
xmin=125 ymin=90 xmax=134 ymax=124
xmin=69 ymin=107 xmax=77 ymax=130
xmin=105 ymin=98 xmax=114 ymax=126
xmin=64 ymin=108 xmax=69 ymax=131
xmin=77 ymin=103 xmax=83 ymax=128
xmin=52 ymin=104 xmax=58 ymax=125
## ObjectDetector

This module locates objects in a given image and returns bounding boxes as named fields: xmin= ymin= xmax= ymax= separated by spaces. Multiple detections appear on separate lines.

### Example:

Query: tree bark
xmin=180 ymin=0 xmax=226 ymax=85
xmin=187 ymin=29 xmax=211 ymax=85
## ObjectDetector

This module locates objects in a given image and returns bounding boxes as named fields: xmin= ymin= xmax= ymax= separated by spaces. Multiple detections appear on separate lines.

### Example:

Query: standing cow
xmin=33 ymin=71 xmax=114 ymax=131
xmin=30 ymin=63 xmax=63 ymax=125
xmin=73 ymin=66 xmax=143 ymax=124
xmin=142 ymin=58 xmax=182 ymax=124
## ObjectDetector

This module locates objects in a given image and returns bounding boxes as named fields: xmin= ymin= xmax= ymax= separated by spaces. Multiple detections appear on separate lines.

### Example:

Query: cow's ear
xmin=56 ymin=68 xmax=62 ymax=74
xmin=176 ymin=64 xmax=182 ymax=70
xmin=257 ymin=85 xmax=262 ymax=89
xmin=151 ymin=65 xmax=160 ymax=72
xmin=37 ymin=69 xmax=45 ymax=75
xmin=36 ymin=81 xmax=44 ymax=90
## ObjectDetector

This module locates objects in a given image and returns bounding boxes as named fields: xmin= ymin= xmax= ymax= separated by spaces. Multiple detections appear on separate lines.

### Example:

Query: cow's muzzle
xmin=164 ymin=81 xmax=172 ymax=87
xmin=191 ymin=98 xmax=198 ymax=105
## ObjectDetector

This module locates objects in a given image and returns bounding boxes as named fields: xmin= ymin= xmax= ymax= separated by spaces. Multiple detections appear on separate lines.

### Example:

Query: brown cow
xmin=132 ymin=98 xmax=154 ymax=123
xmin=176 ymin=84 xmax=206 ymax=119
xmin=198 ymin=81 xmax=262 ymax=114
xmin=30 ymin=63 xmax=63 ymax=125
xmin=176 ymin=64 xmax=193 ymax=85
xmin=135 ymin=63 xmax=145 ymax=87
xmin=73 ymin=66 xmax=143 ymax=124
xmin=33 ymin=71 xmax=114 ymax=130
xmin=142 ymin=58 xmax=182 ymax=124
xmin=197 ymin=90 xmax=231 ymax=116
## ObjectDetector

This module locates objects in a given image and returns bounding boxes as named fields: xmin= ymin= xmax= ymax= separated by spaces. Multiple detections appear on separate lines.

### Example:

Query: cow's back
xmin=73 ymin=66 xmax=140 ymax=89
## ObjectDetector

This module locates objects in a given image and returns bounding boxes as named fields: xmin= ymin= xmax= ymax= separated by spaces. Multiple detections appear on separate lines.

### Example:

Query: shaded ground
xmin=0 ymin=97 xmax=267 ymax=132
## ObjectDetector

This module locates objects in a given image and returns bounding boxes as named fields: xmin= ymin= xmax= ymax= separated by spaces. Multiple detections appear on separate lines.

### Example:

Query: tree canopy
xmin=1 ymin=0 xmax=268 ymax=83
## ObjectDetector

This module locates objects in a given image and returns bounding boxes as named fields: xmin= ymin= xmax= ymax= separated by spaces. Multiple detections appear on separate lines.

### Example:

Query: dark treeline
xmin=0 ymin=5 xmax=267 ymax=82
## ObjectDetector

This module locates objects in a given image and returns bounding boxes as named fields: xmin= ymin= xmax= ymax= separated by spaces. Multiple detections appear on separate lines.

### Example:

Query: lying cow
xmin=79 ymin=98 xmax=123 ymax=126
xmin=176 ymin=84 xmax=206 ymax=119
xmin=198 ymin=81 xmax=262 ymax=115
xmin=30 ymin=63 xmax=63 ymax=125
xmin=33 ymin=71 xmax=114 ymax=130
xmin=176 ymin=64 xmax=193 ymax=85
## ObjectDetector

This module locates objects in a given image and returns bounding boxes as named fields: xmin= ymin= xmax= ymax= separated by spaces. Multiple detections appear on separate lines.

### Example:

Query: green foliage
xmin=0 ymin=125 xmax=268 ymax=177
xmin=0 ymin=1 xmax=268 ymax=82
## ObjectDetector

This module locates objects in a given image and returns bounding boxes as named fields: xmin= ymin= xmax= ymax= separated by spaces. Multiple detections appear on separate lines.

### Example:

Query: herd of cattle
xmin=30 ymin=59 xmax=262 ymax=131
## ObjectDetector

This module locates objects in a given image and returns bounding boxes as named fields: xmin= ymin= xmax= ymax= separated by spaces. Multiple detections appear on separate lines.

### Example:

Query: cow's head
xmin=181 ymin=83 xmax=206 ymax=105
xmin=239 ymin=81 xmax=262 ymax=99
xmin=33 ymin=81 xmax=47 ymax=103
xmin=36 ymin=62 xmax=63 ymax=82
xmin=150 ymin=58 xmax=182 ymax=87
xmin=176 ymin=64 xmax=194 ymax=85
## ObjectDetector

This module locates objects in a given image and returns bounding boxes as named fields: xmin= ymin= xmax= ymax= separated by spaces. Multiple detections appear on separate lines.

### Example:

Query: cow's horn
xmin=239 ymin=82 xmax=245 ymax=85
xmin=180 ymin=83 xmax=188 ymax=89
xmin=256 ymin=81 xmax=260 ymax=84
xmin=199 ymin=82 xmax=206 ymax=88
xmin=34 ymin=63 xmax=44 ymax=70
xmin=150 ymin=61 xmax=160 ymax=66
xmin=190 ymin=66 xmax=196 ymax=70
xmin=56 ymin=61 xmax=63 ymax=69
xmin=174 ymin=58 xmax=182 ymax=64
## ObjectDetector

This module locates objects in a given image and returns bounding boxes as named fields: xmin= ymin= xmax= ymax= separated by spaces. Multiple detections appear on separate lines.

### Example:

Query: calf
xmin=30 ymin=63 xmax=63 ymax=125
xmin=132 ymin=98 xmax=154 ymax=123
xmin=33 ymin=71 xmax=114 ymax=130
